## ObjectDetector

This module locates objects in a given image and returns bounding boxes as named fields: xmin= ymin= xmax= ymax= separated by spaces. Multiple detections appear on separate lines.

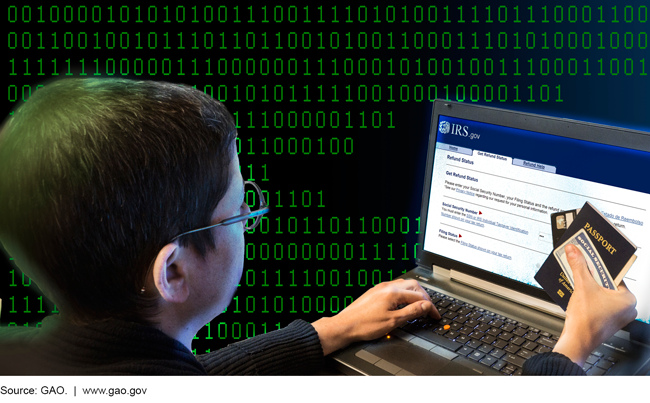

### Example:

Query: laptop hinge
xmin=433 ymin=264 xmax=451 ymax=278
xmin=450 ymin=269 xmax=566 ymax=319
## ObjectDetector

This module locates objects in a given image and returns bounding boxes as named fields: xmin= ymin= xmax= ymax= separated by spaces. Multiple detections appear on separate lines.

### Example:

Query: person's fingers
xmin=388 ymin=288 xmax=441 ymax=320
xmin=565 ymin=244 xmax=598 ymax=290
xmin=393 ymin=300 xmax=436 ymax=323
xmin=392 ymin=289 xmax=432 ymax=305
xmin=390 ymin=279 xmax=431 ymax=302
xmin=428 ymin=304 xmax=441 ymax=319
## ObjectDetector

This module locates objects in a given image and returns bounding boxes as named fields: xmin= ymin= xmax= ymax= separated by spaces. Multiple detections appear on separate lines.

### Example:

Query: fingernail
xmin=565 ymin=244 xmax=576 ymax=258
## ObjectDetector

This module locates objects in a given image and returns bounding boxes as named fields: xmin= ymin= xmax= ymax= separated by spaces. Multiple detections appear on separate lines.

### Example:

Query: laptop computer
xmin=331 ymin=100 xmax=650 ymax=376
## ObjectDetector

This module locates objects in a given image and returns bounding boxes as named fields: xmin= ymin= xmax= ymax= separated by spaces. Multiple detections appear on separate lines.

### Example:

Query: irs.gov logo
xmin=439 ymin=121 xmax=450 ymax=134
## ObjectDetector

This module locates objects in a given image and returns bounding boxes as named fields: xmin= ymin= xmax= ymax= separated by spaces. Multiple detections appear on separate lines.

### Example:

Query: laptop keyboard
xmin=400 ymin=289 xmax=618 ymax=375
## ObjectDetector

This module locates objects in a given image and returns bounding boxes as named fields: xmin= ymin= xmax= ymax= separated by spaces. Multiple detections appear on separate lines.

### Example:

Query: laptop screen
xmin=422 ymin=108 xmax=650 ymax=326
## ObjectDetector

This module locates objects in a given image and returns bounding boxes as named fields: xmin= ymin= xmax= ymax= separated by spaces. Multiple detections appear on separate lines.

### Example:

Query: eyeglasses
xmin=170 ymin=180 xmax=269 ymax=242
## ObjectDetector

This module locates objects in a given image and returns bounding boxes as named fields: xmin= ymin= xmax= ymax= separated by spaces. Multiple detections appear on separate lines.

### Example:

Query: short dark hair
xmin=0 ymin=78 xmax=237 ymax=325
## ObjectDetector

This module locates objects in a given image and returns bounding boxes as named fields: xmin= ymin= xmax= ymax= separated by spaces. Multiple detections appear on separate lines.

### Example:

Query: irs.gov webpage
xmin=424 ymin=116 xmax=650 ymax=324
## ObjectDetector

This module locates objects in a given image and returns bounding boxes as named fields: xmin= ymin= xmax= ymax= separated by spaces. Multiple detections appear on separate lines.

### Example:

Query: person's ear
xmin=152 ymin=243 xmax=190 ymax=304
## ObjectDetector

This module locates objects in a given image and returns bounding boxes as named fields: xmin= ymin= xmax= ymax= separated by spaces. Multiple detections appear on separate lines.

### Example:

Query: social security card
xmin=554 ymin=228 xmax=617 ymax=290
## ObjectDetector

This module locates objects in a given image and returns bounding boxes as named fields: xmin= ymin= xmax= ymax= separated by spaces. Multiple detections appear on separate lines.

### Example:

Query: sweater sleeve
xmin=522 ymin=352 xmax=586 ymax=375
xmin=196 ymin=319 xmax=325 ymax=375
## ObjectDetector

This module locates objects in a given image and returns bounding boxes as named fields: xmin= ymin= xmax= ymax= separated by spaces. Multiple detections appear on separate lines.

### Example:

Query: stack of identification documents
xmin=535 ymin=201 xmax=637 ymax=310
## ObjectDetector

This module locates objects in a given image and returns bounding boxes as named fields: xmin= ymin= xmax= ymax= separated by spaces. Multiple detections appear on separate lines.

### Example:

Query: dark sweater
xmin=0 ymin=315 xmax=583 ymax=375
xmin=522 ymin=352 xmax=586 ymax=375
xmin=0 ymin=315 xmax=324 ymax=375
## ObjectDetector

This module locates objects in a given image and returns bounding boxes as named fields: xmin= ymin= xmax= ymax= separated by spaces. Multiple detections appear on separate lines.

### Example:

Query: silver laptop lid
xmin=416 ymin=100 xmax=650 ymax=343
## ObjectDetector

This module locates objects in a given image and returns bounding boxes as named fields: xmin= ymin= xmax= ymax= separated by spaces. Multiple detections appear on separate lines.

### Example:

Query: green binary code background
xmin=2 ymin=1 xmax=649 ymax=355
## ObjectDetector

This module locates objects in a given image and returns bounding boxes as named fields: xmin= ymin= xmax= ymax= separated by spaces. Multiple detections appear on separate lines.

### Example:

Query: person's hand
xmin=552 ymin=244 xmax=637 ymax=366
xmin=312 ymin=278 xmax=440 ymax=355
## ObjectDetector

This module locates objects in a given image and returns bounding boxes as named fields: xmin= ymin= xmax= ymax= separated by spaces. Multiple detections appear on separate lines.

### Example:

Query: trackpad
xmin=365 ymin=337 xmax=478 ymax=375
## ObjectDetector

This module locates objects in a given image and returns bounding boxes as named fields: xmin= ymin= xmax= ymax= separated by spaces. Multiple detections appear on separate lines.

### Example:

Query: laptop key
xmin=504 ymin=344 xmax=520 ymax=354
xmin=583 ymin=364 xmax=593 ymax=372
xmin=522 ymin=341 xmax=538 ymax=351
xmin=534 ymin=345 xmax=552 ymax=354
xmin=478 ymin=344 xmax=494 ymax=354
xmin=538 ymin=337 xmax=556 ymax=348
xmin=434 ymin=326 xmax=449 ymax=336
xmin=465 ymin=319 xmax=479 ymax=328
xmin=450 ymin=322 xmax=462 ymax=331
xmin=466 ymin=339 xmax=482 ymax=349
xmin=501 ymin=367 xmax=515 ymax=375
xmin=469 ymin=311 xmax=483 ymax=320
xmin=501 ymin=324 xmax=516 ymax=333
xmin=596 ymin=360 xmax=614 ymax=370
xmin=437 ymin=300 xmax=452 ymax=308
xmin=453 ymin=316 xmax=469 ymax=324
xmin=486 ymin=327 xmax=501 ymax=336
xmin=458 ymin=346 xmax=474 ymax=356
xmin=446 ymin=330 xmax=460 ymax=339
xmin=588 ymin=367 xmax=606 ymax=376
xmin=586 ymin=355 xmax=599 ymax=365
xmin=469 ymin=331 xmax=485 ymax=340
xmin=503 ymin=353 xmax=526 ymax=368
xmin=517 ymin=349 xmax=534 ymax=360
xmin=513 ymin=368 xmax=523 ymax=376
xmin=459 ymin=326 xmax=474 ymax=335
xmin=492 ymin=339 xmax=508 ymax=349
xmin=468 ymin=351 xmax=485 ymax=361
xmin=524 ymin=332 xmax=540 ymax=342
xmin=511 ymin=336 xmax=526 ymax=346
xmin=489 ymin=348 xmax=506 ymax=359
xmin=480 ymin=355 xmax=497 ymax=367
xmin=513 ymin=327 xmax=527 ymax=337
xmin=411 ymin=330 xmax=464 ymax=352
xmin=443 ymin=311 xmax=457 ymax=319
xmin=492 ymin=360 xmax=506 ymax=371
xmin=481 ymin=335 xmax=497 ymax=345
xmin=491 ymin=320 xmax=505 ymax=328
xmin=457 ymin=307 xmax=473 ymax=316
xmin=498 ymin=332 xmax=514 ymax=341
xmin=476 ymin=323 xmax=491 ymax=333
xmin=456 ymin=335 xmax=470 ymax=344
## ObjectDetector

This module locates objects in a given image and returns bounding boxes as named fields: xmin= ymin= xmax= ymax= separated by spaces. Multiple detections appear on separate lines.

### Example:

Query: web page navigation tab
xmin=437 ymin=142 xmax=473 ymax=156
xmin=512 ymin=159 xmax=556 ymax=174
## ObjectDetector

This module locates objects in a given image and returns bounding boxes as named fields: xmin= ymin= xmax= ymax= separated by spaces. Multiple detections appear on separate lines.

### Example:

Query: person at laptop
xmin=0 ymin=78 xmax=441 ymax=375
xmin=0 ymin=78 xmax=636 ymax=375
